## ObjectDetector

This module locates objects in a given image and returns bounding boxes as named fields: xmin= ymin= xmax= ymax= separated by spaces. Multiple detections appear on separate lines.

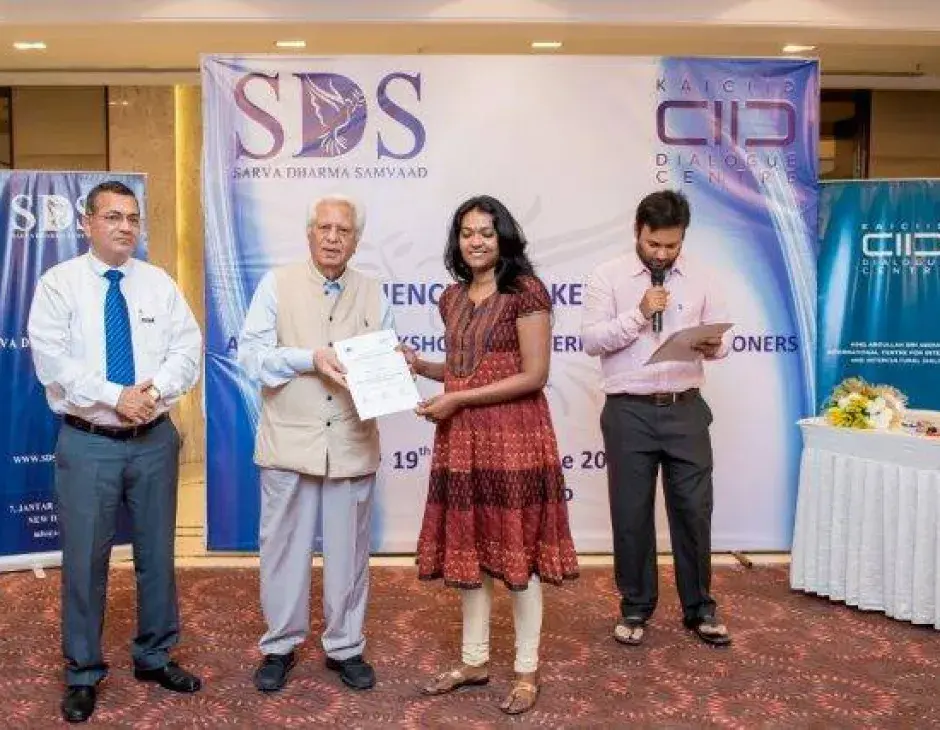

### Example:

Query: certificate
xmin=644 ymin=322 xmax=734 ymax=365
xmin=334 ymin=330 xmax=421 ymax=420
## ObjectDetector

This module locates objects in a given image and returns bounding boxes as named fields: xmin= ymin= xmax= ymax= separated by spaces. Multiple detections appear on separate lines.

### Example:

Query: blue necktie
xmin=324 ymin=280 xmax=342 ymax=296
xmin=104 ymin=269 xmax=136 ymax=386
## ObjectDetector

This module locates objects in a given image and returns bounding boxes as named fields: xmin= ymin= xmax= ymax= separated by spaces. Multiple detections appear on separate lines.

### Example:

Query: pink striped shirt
xmin=581 ymin=252 xmax=731 ymax=395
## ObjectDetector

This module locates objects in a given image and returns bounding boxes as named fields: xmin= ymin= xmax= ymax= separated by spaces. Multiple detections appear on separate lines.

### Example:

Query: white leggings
xmin=460 ymin=574 xmax=542 ymax=673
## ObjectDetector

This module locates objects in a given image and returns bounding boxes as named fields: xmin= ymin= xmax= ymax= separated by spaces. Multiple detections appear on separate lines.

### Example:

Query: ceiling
xmin=0 ymin=22 xmax=939 ymax=87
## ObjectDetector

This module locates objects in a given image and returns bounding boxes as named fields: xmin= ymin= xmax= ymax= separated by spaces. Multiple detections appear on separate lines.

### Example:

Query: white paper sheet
xmin=644 ymin=322 xmax=734 ymax=365
xmin=334 ymin=330 xmax=421 ymax=420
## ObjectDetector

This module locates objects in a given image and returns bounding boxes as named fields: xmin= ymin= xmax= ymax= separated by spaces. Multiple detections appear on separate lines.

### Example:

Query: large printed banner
xmin=0 ymin=172 xmax=147 ymax=570
xmin=818 ymin=180 xmax=940 ymax=410
xmin=203 ymin=56 xmax=818 ymax=552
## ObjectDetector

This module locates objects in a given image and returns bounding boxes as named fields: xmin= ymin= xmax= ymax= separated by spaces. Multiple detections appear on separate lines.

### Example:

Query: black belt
xmin=63 ymin=413 xmax=168 ymax=441
xmin=608 ymin=388 xmax=699 ymax=407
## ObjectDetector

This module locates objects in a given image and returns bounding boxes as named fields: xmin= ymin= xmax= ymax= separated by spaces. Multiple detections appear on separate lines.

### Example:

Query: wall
xmin=172 ymin=85 xmax=207 ymax=555
xmin=870 ymin=91 xmax=940 ymax=178
xmin=11 ymin=87 xmax=107 ymax=170
xmin=107 ymin=85 xmax=207 ymax=554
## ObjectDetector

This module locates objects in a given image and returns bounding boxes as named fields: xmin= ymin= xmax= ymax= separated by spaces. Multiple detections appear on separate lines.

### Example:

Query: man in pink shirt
xmin=582 ymin=189 xmax=732 ymax=648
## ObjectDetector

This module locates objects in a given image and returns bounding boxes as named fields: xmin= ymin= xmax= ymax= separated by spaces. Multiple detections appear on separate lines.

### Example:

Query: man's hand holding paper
xmin=313 ymin=346 xmax=348 ymax=389
xmin=644 ymin=323 xmax=733 ymax=365
xmin=691 ymin=336 xmax=724 ymax=358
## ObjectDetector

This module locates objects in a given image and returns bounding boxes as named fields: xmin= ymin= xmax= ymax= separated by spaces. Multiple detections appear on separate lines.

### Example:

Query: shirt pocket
xmin=134 ymin=305 xmax=169 ymax=357
xmin=674 ymin=297 xmax=704 ymax=327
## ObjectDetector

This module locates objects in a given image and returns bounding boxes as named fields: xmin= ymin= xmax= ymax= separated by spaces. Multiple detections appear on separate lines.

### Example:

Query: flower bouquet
xmin=823 ymin=377 xmax=907 ymax=430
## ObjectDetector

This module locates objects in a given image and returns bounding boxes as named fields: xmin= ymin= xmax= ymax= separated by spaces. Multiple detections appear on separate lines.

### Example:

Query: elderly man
xmin=238 ymin=194 xmax=394 ymax=692
xmin=28 ymin=180 xmax=203 ymax=723
xmin=582 ymin=189 xmax=733 ymax=649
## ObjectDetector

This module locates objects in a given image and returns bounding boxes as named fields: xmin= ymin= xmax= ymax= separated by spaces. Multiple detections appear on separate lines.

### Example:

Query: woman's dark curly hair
xmin=444 ymin=195 xmax=536 ymax=293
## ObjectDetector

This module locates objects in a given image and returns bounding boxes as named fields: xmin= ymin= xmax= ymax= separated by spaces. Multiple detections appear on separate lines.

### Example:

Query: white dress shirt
xmin=238 ymin=268 xmax=395 ymax=388
xmin=28 ymin=252 xmax=202 ymax=426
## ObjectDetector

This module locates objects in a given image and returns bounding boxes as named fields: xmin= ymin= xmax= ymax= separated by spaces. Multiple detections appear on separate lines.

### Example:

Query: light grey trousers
xmin=258 ymin=467 xmax=374 ymax=660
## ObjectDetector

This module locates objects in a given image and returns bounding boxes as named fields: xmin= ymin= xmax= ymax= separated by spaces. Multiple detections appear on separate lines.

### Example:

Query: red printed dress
xmin=416 ymin=275 xmax=579 ymax=590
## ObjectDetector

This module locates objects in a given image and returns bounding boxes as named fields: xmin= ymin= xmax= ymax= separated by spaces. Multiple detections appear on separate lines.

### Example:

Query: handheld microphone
xmin=650 ymin=268 xmax=665 ymax=333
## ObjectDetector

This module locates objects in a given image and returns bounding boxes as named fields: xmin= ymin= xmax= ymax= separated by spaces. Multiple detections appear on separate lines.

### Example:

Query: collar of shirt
xmin=628 ymin=252 xmax=686 ymax=280
xmin=86 ymin=251 xmax=134 ymax=278
xmin=306 ymin=259 xmax=347 ymax=296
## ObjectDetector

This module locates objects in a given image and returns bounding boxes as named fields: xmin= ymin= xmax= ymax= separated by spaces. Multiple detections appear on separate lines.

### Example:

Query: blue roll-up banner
xmin=0 ymin=171 xmax=147 ymax=571
xmin=202 ymin=55 xmax=819 ymax=552
xmin=818 ymin=180 xmax=940 ymax=411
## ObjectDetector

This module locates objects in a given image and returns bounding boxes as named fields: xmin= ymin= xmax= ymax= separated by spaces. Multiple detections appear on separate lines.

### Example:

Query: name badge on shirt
xmin=138 ymin=309 xmax=156 ymax=325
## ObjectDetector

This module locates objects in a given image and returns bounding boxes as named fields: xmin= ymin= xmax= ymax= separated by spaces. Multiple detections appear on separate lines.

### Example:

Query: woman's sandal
xmin=421 ymin=665 xmax=490 ymax=696
xmin=499 ymin=673 xmax=539 ymax=715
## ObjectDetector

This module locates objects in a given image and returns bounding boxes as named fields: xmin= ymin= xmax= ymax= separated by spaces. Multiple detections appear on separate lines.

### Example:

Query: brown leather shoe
xmin=421 ymin=664 xmax=489 ymax=695
xmin=500 ymin=672 xmax=539 ymax=715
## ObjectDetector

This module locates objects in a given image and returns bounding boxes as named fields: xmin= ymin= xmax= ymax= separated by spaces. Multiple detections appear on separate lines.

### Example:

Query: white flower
xmin=883 ymin=394 xmax=903 ymax=412
xmin=870 ymin=396 xmax=886 ymax=414
xmin=869 ymin=409 xmax=893 ymax=430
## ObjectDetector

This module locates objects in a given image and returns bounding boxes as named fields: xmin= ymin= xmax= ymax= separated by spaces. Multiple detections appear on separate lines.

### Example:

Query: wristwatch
xmin=146 ymin=385 xmax=162 ymax=401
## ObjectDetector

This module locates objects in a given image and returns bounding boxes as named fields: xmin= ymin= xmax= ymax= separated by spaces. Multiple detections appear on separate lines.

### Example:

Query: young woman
xmin=406 ymin=195 xmax=579 ymax=715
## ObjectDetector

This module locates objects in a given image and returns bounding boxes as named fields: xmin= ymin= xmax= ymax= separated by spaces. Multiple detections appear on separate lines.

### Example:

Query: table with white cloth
xmin=790 ymin=415 xmax=940 ymax=629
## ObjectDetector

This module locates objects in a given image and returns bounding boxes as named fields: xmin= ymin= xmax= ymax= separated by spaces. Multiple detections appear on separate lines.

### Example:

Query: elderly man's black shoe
xmin=325 ymin=655 xmax=375 ymax=690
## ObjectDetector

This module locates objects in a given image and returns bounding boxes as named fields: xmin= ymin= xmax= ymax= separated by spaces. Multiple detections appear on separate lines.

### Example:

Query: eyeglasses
xmin=315 ymin=223 xmax=354 ymax=239
xmin=95 ymin=212 xmax=142 ymax=227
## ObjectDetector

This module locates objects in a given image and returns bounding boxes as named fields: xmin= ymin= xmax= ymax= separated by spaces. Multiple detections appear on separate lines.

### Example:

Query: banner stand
xmin=818 ymin=178 xmax=940 ymax=411
xmin=0 ymin=171 xmax=148 ymax=573
xmin=202 ymin=55 xmax=819 ymax=553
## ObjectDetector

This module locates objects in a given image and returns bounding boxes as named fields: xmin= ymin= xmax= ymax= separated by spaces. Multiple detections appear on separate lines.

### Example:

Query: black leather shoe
xmin=253 ymin=651 xmax=297 ymax=692
xmin=134 ymin=661 xmax=202 ymax=692
xmin=325 ymin=655 xmax=375 ymax=690
xmin=61 ymin=686 xmax=96 ymax=723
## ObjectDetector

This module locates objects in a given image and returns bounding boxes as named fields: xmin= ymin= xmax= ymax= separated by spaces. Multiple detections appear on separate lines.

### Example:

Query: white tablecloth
xmin=790 ymin=417 xmax=940 ymax=628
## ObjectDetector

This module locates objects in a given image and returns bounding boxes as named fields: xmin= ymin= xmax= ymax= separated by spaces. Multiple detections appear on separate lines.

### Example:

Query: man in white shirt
xmin=239 ymin=194 xmax=393 ymax=693
xmin=27 ymin=181 xmax=203 ymax=724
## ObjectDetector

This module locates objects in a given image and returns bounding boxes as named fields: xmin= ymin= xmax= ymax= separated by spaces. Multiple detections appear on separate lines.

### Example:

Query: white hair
xmin=307 ymin=194 xmax=366 ymax=239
